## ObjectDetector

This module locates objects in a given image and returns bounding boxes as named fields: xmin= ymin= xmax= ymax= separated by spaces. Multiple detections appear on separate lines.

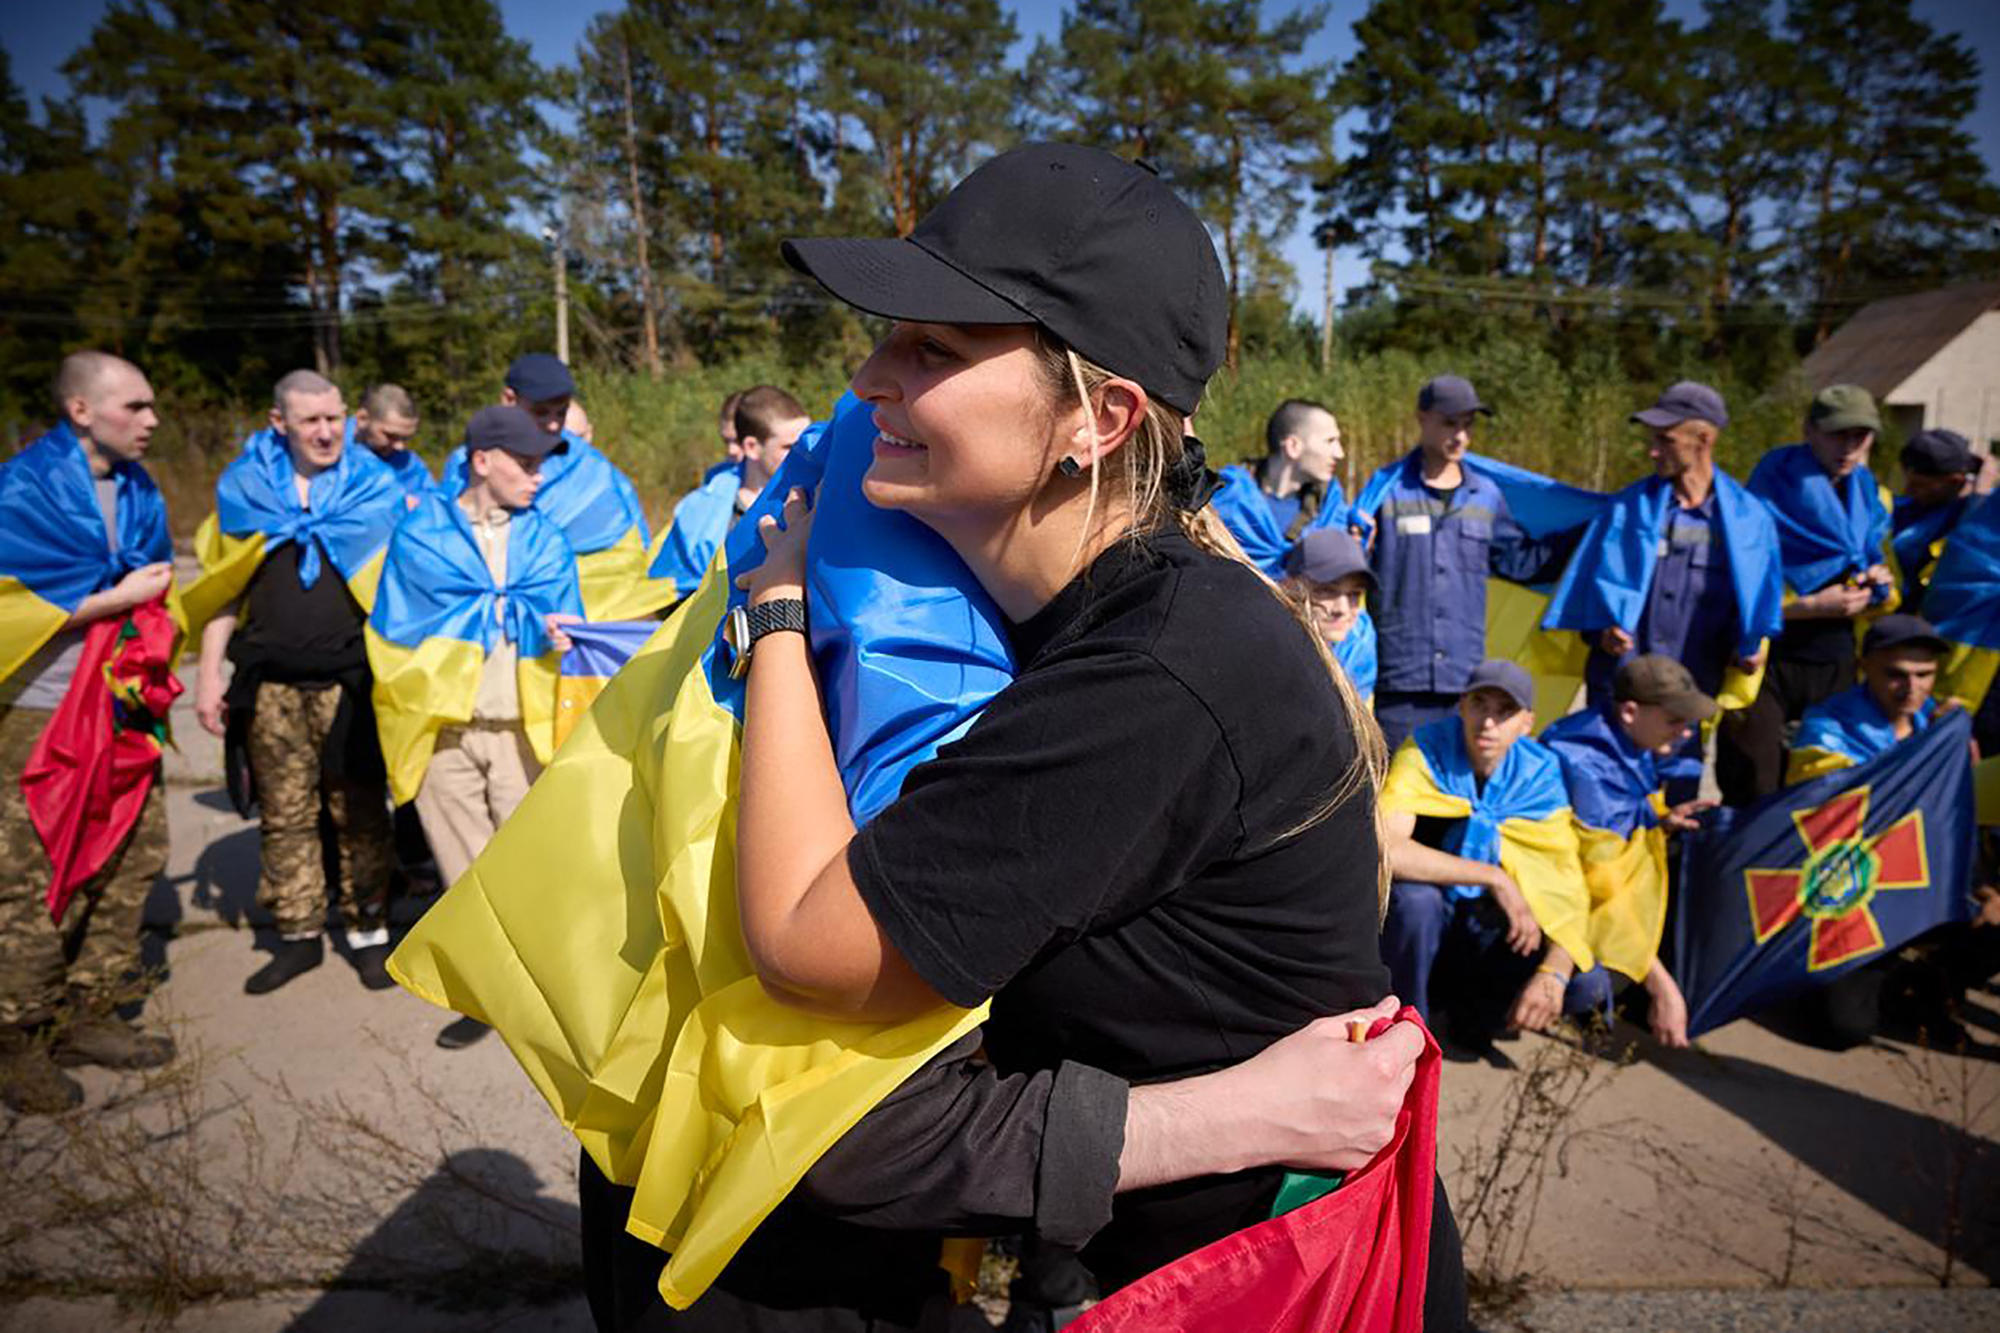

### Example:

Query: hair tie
xmin=1166 ymin=435 xmax=1224 ymax=512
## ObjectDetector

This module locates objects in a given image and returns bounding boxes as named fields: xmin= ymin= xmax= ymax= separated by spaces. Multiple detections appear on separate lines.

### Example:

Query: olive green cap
xmin=1807 ymin=383 xmax=1881 ymax=433
xmin=1613 ymin=654 xmax=1718 ymax=724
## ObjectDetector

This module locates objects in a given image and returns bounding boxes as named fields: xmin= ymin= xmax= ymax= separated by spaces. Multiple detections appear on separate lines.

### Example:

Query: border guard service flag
xmin=1673 ymin=708 xmax=1976 ymax=1038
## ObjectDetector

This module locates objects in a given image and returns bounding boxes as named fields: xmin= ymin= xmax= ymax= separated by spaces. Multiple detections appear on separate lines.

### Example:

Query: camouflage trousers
xmin=0 ymin=705 xmax=168 ymax=1027
xmin=247 ymin=681 xmax=392 ymax=938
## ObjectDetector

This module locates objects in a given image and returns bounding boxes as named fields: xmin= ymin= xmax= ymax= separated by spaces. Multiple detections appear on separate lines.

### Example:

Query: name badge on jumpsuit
xmin=1396 ymin=514 xmax=1433 ymax=536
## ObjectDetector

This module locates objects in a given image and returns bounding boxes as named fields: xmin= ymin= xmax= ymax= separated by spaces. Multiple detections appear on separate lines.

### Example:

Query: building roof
xmin=1801 ymin=280 xmax=2000 ymax=399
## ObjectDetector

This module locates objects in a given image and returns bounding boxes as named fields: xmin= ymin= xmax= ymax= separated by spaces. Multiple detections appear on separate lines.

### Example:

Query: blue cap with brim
xmin=1632 ymin=380 xmax=1729 ymax=430
xmin=466 ymin=405 xmax=569 ymax=459
xmin=1464 ymin=659 xmax=1535 ymax=712
xmin=504 ymin=353 xmax=576 ymax=403
xmin=1417 ymin=375 xmax=1492 ymax=418
xmin=1283 ymin=527 xmax=1378 ymax=594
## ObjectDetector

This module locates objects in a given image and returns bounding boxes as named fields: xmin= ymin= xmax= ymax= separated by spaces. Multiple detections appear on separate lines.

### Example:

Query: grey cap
xmin=1901 ymin=429 xmax=1978 ymax=477
xmin=466 ymin=405 xmax=568 ymax=458
xmin=1632 ymin=381 xmax=1729 ymax=430
xmin=504 ymin=353 xmax=576 ymax=403
xmin=1283 ymin=527 xmax=1378 ymax=593
xmin=1417 ymin=375 xmax=1493 ymax=418
xmin=1464 ymin=659 xmax=1534 ymax=712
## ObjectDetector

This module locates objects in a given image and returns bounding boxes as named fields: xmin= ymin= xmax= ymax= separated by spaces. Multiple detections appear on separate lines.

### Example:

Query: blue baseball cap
xmin=1464 ymin=659 xmax=1534 ymax=712
xmin=1417 ymin=375 xmax=1492 ymax=418
xmin=1632 ymin=381 xmax=1729 ymax=430
xmin=1901 ymin=429 xmax=1977 ymax=477
xmin=1283 ymin=527 xmax=1378 ymax=593
xmin=466 ymin=405 xmax=568 ymax=458
xmin=504 ymin=353 xmax=575 ymax=403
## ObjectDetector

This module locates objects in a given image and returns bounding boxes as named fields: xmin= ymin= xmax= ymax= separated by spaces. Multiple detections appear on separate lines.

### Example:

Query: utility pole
xmin=1315 ymin=221 xmax=1337 ymax=375
xmin=544 ymin=223 xmax=570 ymax=363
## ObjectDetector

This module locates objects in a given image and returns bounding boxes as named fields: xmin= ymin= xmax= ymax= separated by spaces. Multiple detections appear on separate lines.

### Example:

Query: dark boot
xmin=1 ymin=1027 xmax=84 ymax=1114
xmin=56 ymin=1013 xmax=176 ymax=1070
xmin=351 ymin=943 xmax=396 ymax=992
xmin=435 ymin=1016 xmax=491 ymax=1049
xmin=244 ymin=936 xmax=324 ymax=995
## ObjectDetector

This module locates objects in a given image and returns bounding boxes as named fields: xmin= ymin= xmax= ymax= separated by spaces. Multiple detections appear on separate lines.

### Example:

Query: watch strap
xmin=746 ymin=597 xmax=807 ymax=644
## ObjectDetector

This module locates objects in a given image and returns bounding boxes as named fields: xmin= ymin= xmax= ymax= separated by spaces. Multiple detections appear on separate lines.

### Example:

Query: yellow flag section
xmin=0 ymin=580 xmax=76 ymax=684
xmin=1381 ymin=729 xmax=1593 ymax=971
xmin=364 ymin=634 xmax=562 ymax=805
xmin=1977 ymin=755 xmax=2000 ymax=827
xmin=576 ymin=526 xmax=681 ymax=621
xmin=1575 ymin=798 xmax=1669 ymax=982
xmin=386 ymin=565 xmax=987 ymax=1308
xmin=1484 ymin=581 xmax=1585 ymax=722
xmin=180 ymin=516 xmax=387 ymax=637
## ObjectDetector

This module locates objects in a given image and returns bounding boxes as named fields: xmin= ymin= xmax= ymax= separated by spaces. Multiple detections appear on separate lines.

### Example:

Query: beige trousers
xmin=413 ymin=724 xmax=542 ymax=891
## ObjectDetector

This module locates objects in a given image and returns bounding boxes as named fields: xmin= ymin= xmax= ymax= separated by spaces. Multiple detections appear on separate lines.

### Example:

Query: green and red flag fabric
xmin=22 ymin=598 xmax=182 ymax=922
xmin=1673 ymin=708 xmax=1977 ymax=1037
xmin=1069 ymin=1010 xmax=1438 ymax=1333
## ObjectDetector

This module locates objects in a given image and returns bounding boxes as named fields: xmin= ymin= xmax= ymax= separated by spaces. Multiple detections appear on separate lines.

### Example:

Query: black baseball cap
xmin=1417 ymin=375 xmax=1492 ymax=418
xmin=1861 ymin=614 xmax=1949 ymax=658
xmin=466 ymin=405 xmax=568 ymax=459
xmin=1283 ymin=527 xmax=1378 ymax=594
xmin=504 ymin=353 xmax=576 ymax=403
xmin=1901 ymin=429 xmax=1978 ymax=477
xmin=1464 ymin=659 xmax=1534 ymax=712
xmin=781 ymin=143 xmax=1226 ymax=414
xmin=1632 ymin=381 xmax=1729 ymax=430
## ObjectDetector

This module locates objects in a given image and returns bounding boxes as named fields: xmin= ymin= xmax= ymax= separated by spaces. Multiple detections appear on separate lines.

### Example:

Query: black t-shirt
xmin=850 ymin=529 xmax=1388 ymax=1288
xmin=232 ymin=541 xmax=367 ymax=678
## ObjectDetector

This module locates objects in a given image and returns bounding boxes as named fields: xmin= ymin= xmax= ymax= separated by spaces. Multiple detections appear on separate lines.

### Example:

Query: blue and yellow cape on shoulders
xmin=364 ymin=492 xmax=584 ymax=806
xmin=0 ymin=422 xmax=178 ymax=683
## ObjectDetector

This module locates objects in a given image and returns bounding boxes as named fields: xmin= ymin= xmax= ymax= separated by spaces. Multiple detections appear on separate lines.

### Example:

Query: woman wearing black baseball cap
xmin=587 ymin=144 xmax=1462 ymax=1330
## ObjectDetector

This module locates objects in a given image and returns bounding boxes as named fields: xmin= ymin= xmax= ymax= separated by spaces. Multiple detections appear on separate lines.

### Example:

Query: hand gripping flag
xmin=1352 ymin=452 xmax=1604 ymax=722
xmin=1673 ymin=708 xmax=1976 ymax=1038
xmin=181 ymin=427 xmax=404 ymax=635
xmin=553 ymin=619 xmax=664 ymax=750
xmin=1926 ymin=492 xmax=2000 ymax=712
xmin=22 ymin=598 xmax=182 ymax=922
xmin=1746 ymin=444 xmax=1899 ymax=631
xmin=1207 ymin=463 xmax=1351 ymax=578
xmin=1539 ymin=471 xmax=1784 ymax=713
xmin=364 ymin=493 xmax=585 ymax=806
xmin=0 ymin=422 xmax=177 ymax=683
xmin=443 ymin=433 xmax=672 ymax=621
xmin=1381 ymin=717 xmax=1594 ymax=971
xmin=1069 ymin=1009 xmax=1439 ymax=1333
xmin=647 ymin=464 xmax=748 ymax=603
xmin=388 ymin=393 xmax=1015 ymax=1307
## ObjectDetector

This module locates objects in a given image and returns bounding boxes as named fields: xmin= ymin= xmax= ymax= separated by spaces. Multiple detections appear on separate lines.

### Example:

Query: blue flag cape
xmin=1352 ymin=450 xmax=1606 ymax=721
xmin=378 ymin=446 xmax=435 ymax=501
xmin=1538 ymin=471 xmax=1783 ymax=661
xmin=1788 ymin=683 xmax=1936 ymax=785
xmin=1745 ymin=444 xmax=1891 ymax=597
xmin=1927 ymin=492 xmax=2000 ymax=711
xmin=0 ymin=423 xmax=174 ymax=682
xmin=217 ymin=426 xmax=404 ymax=589
xmin=365 ymin=493 xmax=584 ymax=804
xmin=1409 ymin=717 xmax=1570 ymax=892
xmin=648 ymin=464 xmax=750 ymax=600
xmin=1539 ymin=705 xmax=1659 ymax=840
xmin=1674 ymin=709 xmax=1976 ymax=1037
xmin=1334 ymin=612 xmax=1376 ymax=701
xmin=1208 ymin=463 xmax=1349 ymax=577
xmin=1890 ymin=495 xmax=1968 ymax=608
xmin=444 ymin=431 xmax=648 ymax=555
xmin=553 ymin=618 xmax=674 ymax=749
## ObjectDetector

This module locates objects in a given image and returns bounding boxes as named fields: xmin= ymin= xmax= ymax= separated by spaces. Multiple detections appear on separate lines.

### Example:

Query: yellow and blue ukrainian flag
xmin=1928 ymin=492 xmax=2000 ymax=713
xmin=181 ymin=427 xmax=404 ymax=635
xmin=1353 ymin=452 xmax=1605 ymax=722
xmin=646 ymin=463 xmax=746 ymax=603
xmin=553 ymin=619 xmax=662 ymax=749
xmin=1539 ymin=471 xmax=1784 ymax=712
xmin=389 ymin=393 xmax=1016 ymax=1307
xmin=442 ymin=433 xmax=673 ymax=621
xmin=0 ymin=422 xmax=178 ymax=682
xmin=1208 ymin=463 xmax=1350 ymax=578
xmin=1380 ymin=716 xmax=1594 ymax=970
xmin=1539 ymin=706 xmax=1671 ymax=983
xmin=364 ymin=492 xmax=584 ymax=807
xmin=1674 ymin=709 xmax=1976 ymax=1036
xmin=1786 ymin=684 xmax=1938 ymax=785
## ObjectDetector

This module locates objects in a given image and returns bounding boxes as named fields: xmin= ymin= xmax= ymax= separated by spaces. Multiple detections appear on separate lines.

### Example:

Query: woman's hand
xmin=736 ymin=486 xmax=814 ymax=607
xmin=544 ymin=613 xmax=581 ymax=654
xmin=1224 ymin=996 xmax=1423 ymax=1174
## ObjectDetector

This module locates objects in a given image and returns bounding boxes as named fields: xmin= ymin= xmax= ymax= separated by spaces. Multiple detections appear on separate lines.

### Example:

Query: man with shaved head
xmin=353 ymin=383 xmax=432 ymax=508
xmin=0 ymin=351 xmax=178 ymax=1113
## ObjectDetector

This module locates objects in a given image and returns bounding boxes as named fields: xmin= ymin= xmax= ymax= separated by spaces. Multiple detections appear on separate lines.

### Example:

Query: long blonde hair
xmin=1033 ymin=335 xmax=1390 ymax=912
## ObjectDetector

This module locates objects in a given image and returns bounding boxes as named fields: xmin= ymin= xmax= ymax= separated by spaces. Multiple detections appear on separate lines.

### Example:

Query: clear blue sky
xmin=7 ymin=1 xmax=1997 ymax=314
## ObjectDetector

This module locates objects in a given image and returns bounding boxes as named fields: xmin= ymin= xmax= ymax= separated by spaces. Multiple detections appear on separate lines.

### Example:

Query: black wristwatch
xmin=725 ymin=597 xmax=807 ymax=679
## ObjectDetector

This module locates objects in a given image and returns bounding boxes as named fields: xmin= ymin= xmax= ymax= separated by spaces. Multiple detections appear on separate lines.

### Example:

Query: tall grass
xmin=112 ymin=337 xmax=1823 ymax=540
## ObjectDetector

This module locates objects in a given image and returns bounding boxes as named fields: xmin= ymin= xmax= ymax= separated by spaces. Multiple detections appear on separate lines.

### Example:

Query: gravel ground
xmin=1495 ymin=1285 xmax=2000 ymax=1332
